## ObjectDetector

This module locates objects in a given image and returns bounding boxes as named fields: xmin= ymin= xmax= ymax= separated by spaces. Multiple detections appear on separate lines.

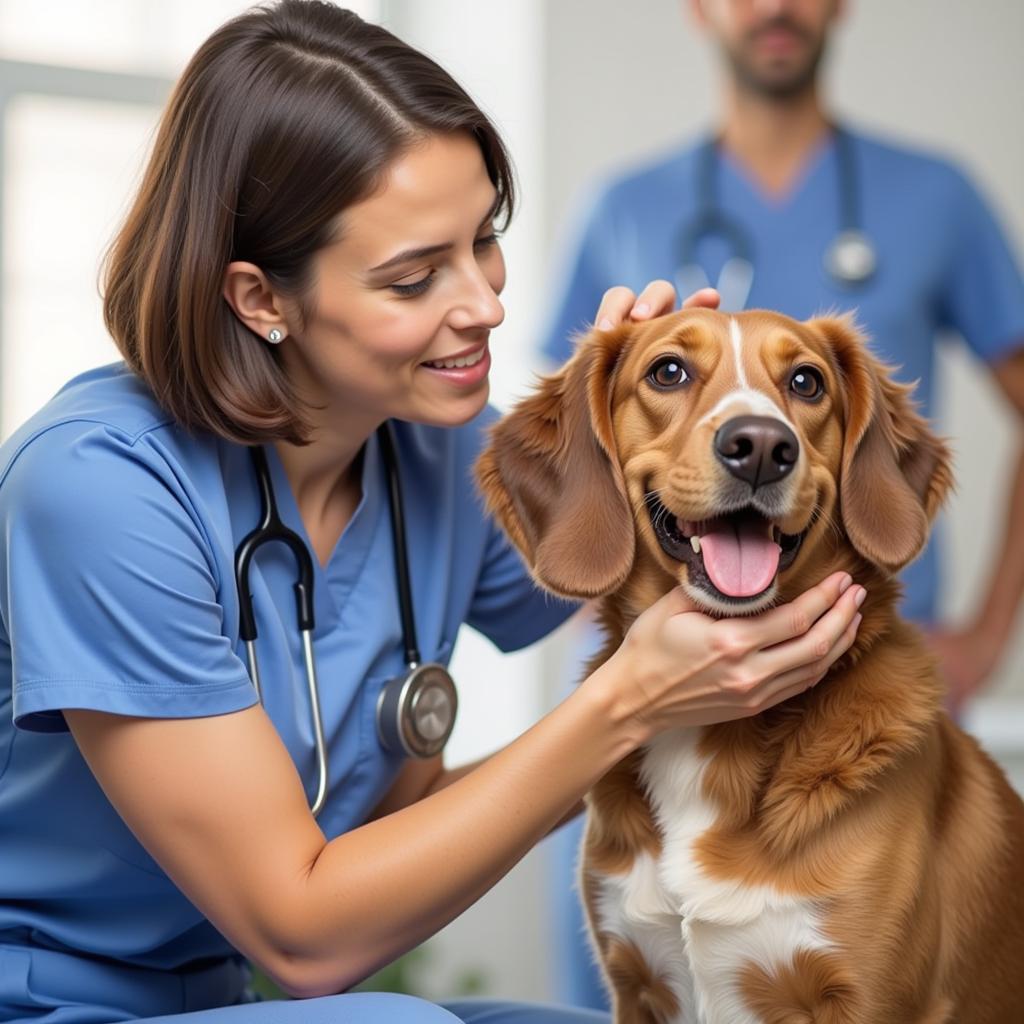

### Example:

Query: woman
xmin=0 ymin=3 xmax=864 ymax=1021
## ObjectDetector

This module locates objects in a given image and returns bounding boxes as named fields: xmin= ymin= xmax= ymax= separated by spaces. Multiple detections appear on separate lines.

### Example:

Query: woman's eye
xmin=790 ymin=364 xmax=825 ymax=400
xmin=648 ymin=357 xmax=689 ymax=389
xmin=390 ymin=271 xmax=435 ymax=297
xmin=474 ymin=232 xmax=500 ymax=250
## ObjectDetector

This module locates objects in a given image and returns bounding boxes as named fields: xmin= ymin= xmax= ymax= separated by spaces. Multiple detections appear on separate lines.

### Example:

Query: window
xmin=0 ymin=0 xmax=380 ymax=437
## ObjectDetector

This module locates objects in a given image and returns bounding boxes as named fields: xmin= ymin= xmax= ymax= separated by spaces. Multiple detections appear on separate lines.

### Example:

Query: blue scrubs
xmin=541 ymin=126 xmax=1024 ymax=1010
xmin=0 ymin=363 xmax=588 ymax=1022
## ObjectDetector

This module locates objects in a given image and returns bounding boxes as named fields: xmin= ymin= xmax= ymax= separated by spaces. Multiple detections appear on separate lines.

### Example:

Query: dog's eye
xmin=790 ymin=365 xmax=824 ymax=400
xmin=648 ymin=357 xmax=690 ymax=390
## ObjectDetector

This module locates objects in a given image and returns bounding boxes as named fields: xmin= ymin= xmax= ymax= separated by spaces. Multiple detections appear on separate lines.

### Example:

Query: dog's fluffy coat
xmin=477 ymin=309 xmax=1024 ymax=1023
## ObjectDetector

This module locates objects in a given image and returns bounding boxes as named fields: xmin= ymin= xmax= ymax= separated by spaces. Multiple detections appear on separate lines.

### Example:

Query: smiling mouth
xmin=648 ymin=498 xmax=809 ymax=603
xmin=423 ymin=345 xmax=487 ymax=370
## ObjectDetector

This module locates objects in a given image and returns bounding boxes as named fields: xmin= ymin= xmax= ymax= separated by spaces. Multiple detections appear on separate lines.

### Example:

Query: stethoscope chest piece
xmin=824 ymin=229 xmax=877 ymax=286
xmin=377 ymin=662 xmax=458 ymax=758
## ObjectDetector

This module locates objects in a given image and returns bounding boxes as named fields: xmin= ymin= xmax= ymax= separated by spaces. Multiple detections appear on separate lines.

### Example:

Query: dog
xmin=476 ymin=308 xmax=1024 ymax=1023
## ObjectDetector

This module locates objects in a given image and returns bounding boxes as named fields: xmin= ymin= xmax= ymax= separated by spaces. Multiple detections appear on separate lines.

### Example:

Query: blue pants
xmin=0 ymin=945 xmax=614 ymax=1023
xmin=136 ymin=995 xmax=610 ymax=1023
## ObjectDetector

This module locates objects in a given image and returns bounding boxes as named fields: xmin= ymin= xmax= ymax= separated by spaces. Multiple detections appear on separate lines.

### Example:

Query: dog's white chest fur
xmin=590 ymin=728 xmax=833 ymax=1024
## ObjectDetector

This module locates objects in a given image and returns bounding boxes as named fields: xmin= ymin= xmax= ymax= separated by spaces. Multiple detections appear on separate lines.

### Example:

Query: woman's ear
xmin=222 ymin=261 xmax=290 ymax=340
xmin=808 ymin=315 xmax=954 ymax=574
xmin=475 ymin=326 xmax=636 ymax=598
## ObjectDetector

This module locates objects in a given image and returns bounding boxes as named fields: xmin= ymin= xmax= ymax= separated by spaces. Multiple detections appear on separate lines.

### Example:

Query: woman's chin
xmin=416 ymin=382 xmax=491 ymax=428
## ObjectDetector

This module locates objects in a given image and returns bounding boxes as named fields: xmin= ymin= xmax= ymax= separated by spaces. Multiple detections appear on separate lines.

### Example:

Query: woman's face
xmin=280 ymin=131 xmax=506 ymax=433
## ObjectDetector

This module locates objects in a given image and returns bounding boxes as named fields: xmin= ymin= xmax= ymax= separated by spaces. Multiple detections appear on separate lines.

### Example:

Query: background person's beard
xmin=724 ymin=14 xmax=828 ymax=100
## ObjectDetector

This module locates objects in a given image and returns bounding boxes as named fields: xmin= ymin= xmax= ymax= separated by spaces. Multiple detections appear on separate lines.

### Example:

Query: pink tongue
xmin=700 ymin=520 xmax=781 ymax=598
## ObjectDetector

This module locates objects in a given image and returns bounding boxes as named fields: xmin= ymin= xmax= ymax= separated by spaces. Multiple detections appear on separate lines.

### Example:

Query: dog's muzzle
xmin=648 ymin=415 xmax=809 ymax=603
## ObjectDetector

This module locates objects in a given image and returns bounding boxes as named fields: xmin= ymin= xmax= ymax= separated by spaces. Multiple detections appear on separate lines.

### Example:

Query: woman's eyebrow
xmin=368 ymin=194 xmax=501 ymax=274
xmin=369 ymin=242 xmax=451 ymax=273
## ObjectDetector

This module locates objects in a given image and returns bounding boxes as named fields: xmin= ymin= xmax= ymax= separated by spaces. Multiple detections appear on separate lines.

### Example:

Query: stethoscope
xmin=234 ymin=422 xmax=458 ymax=817
xmin=676 ymin=126 xmax=878 ymax=311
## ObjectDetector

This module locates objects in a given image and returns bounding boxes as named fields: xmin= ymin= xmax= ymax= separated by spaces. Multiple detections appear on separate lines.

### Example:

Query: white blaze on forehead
xmin=730 ymin=317 xmax=748 ymax=388
xmin=696 ymin=317 xmax=796 ymax=432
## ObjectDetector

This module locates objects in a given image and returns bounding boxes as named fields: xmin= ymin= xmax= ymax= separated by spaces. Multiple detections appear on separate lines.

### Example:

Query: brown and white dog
xmin=477 ymin=309 xmax=1024 ymax=1023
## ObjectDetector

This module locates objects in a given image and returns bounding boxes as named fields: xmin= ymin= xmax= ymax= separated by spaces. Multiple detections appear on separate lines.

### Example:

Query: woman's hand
xmin=594 ymin=282 xmax=720 ymax=331
xmin=594 ymin=572 xmax=866 ymax=743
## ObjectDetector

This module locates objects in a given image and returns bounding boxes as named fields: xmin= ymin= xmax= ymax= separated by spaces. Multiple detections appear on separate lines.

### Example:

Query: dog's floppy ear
xmin=808 ymin=314 xmax=954 ymax=574
xmin=475 ymin=326 xmax=635 ymax=598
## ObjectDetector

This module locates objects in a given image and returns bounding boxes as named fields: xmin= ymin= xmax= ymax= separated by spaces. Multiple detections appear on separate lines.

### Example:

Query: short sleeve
xmin=465 ymin=513 xmax=580 ymax=653
xmin=539 ymin=184 xmax=618 ymax=367
xmin=938 ymin=168 xmax=1024 ymax=362
xmin=0 ymin=424 xmax=256 ymax=732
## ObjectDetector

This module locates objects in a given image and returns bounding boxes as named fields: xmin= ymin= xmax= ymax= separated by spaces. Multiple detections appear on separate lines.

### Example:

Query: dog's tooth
xmin=690 ymin=535 xmax=702 ymax=555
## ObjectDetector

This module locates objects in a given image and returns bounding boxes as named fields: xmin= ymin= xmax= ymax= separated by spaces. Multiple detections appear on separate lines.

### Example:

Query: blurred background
xmin=1 ymin=0 xmax=1021 ymax=1006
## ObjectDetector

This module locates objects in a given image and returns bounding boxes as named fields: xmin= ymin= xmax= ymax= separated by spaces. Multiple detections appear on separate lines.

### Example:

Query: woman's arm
xmin=370 ymin=746 xmax=586 ymax=833
xmin=65 ymin=569 xmax=860 ymax=999
xmin=66 ymin=666 xmax=634 ymax=999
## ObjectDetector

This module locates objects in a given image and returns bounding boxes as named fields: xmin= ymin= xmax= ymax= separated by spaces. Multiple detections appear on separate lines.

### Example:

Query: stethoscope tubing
xmin=241 ymin=626 xmax=327 ymax=815
xmin=236 ymin=444 xmax=328 ymax=815
xmin=377 ymin=422 xmax=422 ymax=668
xmin=299 ymin=628 xmax=328 ymax=816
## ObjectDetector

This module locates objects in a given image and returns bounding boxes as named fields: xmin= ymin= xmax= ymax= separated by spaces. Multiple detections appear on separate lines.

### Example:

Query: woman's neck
xmin=272 ymin=416 xmax=378 ymax=566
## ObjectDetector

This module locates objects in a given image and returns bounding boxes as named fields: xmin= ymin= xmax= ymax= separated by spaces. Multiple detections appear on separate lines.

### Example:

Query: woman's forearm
xmin=427 ymin=759 xmax=587 ymax=834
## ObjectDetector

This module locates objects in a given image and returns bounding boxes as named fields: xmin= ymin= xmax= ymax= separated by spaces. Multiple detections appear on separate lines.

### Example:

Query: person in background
xmin=541 ymin=0 xmax=1024 ymax=1011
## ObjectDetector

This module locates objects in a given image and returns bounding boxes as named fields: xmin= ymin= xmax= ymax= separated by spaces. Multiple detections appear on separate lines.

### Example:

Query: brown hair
xmin=102 ymin=0 xmax=515 ymax=444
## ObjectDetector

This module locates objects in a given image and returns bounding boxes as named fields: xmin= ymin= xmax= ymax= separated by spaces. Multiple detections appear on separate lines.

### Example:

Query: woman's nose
xmin=448 ymin=263 xmax=505 ymax=331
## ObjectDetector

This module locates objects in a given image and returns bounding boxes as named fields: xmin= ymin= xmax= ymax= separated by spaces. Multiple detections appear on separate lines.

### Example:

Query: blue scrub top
xmin=542 ymin=127 xmax=1024 ymax=623
xmin=0 ymin=363 xmax=576 ymax=1017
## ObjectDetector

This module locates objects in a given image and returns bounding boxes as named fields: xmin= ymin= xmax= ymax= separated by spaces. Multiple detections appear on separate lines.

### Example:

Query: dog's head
xmin=477 ymin=308 xmax=953 ymax=616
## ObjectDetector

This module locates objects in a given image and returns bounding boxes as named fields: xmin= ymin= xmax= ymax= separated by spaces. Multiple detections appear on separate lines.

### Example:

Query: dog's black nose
xmin=714 ymin=415 xmax=799 ymax=490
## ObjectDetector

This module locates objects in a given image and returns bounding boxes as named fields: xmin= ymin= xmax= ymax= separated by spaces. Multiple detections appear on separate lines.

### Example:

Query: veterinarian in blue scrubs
xmin=0 ymin=3 xmax=870 ymax=1021
xmin=541 ymin=0 xmax=1024 ymax=1011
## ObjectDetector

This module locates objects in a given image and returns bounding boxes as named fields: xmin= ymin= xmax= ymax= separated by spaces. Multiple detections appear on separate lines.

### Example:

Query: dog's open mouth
xmin=648 ymin=499 xmax=808 ymax=602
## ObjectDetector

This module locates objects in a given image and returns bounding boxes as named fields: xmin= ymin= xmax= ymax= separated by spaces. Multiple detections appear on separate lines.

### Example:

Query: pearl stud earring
xmin=267 ymin=328 xmax=284 ymax=344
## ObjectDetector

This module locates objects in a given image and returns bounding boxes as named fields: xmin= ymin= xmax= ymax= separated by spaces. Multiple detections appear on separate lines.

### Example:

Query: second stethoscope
xmin=676 ymin=126 xmax=878 ymax=311
xmin=234 ymin=422 xmax=458 ymax=817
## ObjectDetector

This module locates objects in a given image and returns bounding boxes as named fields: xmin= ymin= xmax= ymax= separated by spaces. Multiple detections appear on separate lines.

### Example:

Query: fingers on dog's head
xmin=807 ymin=314 xmax=954 ymax=573
xmin=475 ymin=324 xmax=636 ymax=598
